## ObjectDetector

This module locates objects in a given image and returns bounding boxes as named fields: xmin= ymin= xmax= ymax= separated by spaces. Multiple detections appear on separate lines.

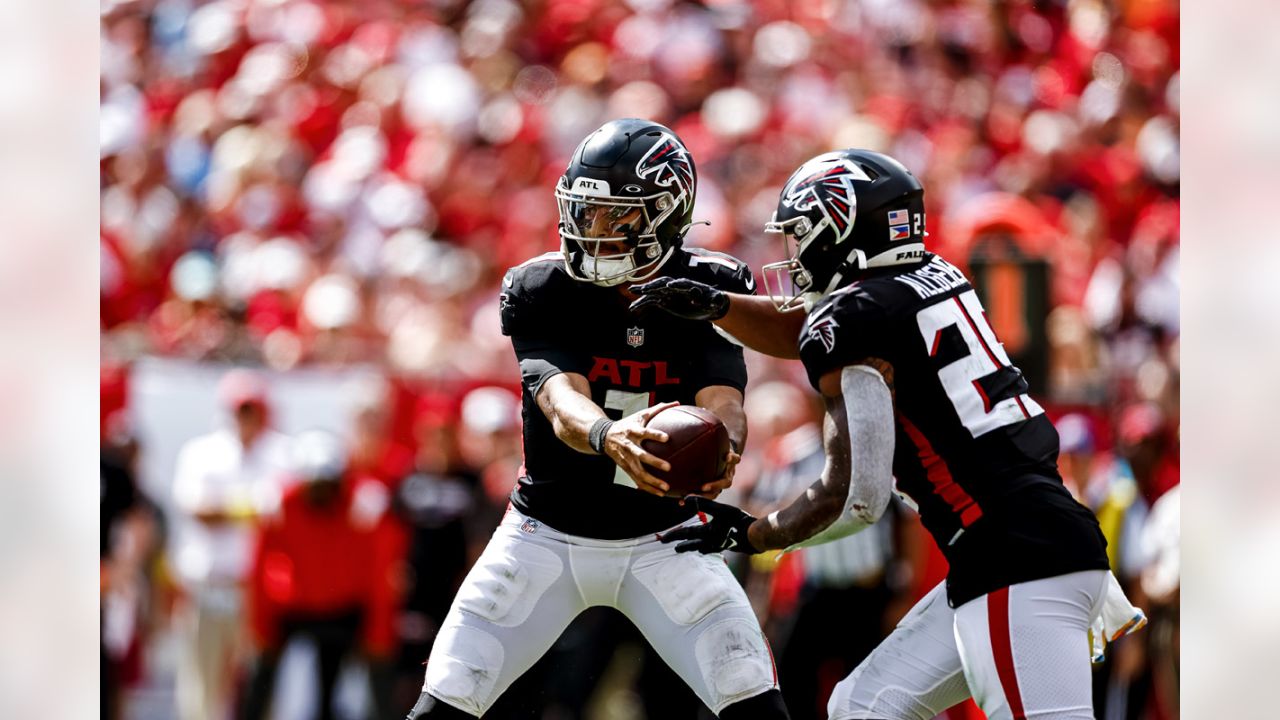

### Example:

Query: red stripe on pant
xmin=988 ymin=587 xmax=1027 ymax=720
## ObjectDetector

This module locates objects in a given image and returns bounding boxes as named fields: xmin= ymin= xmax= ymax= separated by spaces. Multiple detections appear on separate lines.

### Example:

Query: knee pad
xmin=633 ymin=552 xmax=744 ymax=625
xmin=719 ymin=688 xmax=790 ymax=720
xmin=827 ymin=654 xmax=970 ymax=720
xmin=695 ymin=618 xmax=777 ymax=711
xmin=423 ymin=624 xmax=504 ymax=716
xmin=454 ymin=538 xmax=562 ymax=627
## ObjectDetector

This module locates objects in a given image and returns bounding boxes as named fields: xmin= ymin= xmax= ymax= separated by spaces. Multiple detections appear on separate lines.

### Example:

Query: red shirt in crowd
xmin=249 ymin=473 xmax=406 ymax=657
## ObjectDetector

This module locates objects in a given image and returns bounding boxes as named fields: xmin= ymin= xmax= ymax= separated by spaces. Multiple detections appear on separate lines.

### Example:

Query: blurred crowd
xmin=100 ymin=0 xmax=1178 ymax=718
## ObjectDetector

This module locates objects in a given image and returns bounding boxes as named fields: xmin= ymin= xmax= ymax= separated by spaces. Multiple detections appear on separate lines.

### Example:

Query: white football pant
xmin=422 ymin=507 xmax=779 ymax=716
xmin=828 ymin=569 xmax=1109 ymax=720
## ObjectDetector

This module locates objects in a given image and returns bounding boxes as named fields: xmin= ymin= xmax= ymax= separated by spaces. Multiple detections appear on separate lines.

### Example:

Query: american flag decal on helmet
xmin=781 ymin=159 xmax=869 ymax=243
xmin=635 ymin=134 xmax=694 ymax=210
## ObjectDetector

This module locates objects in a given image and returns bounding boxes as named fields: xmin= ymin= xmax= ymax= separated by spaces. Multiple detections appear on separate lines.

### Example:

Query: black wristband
xmin=588 ymin=418 xmax=613 ymax=454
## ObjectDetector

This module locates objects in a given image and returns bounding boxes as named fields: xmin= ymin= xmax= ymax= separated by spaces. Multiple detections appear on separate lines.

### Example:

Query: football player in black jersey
xmin=637 ymin=150 xmax=1131 ymax=720
xmin=406 ymin=120 xmax=789 ymax=719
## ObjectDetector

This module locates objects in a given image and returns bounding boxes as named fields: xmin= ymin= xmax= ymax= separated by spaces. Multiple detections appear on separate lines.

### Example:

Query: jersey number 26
xmin=915 ymin=290 xmax=1043 ymax=437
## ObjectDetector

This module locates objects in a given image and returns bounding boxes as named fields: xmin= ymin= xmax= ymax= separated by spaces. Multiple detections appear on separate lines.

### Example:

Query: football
xmin=641 ymin=405 xmax=730 ymax=496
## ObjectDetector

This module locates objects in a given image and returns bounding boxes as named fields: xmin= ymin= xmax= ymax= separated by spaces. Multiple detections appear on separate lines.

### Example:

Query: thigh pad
xmin=455 ymin=537 xmax=563 ymax=628
xmin=632 ymin=551 xmax=745 ymax=626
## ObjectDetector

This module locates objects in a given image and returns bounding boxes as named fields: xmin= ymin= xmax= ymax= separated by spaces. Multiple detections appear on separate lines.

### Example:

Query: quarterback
xmin=405 ymin=119 xmax=789 ymax=719
xmin=640 ymin=150 xmax=1126 ymax=720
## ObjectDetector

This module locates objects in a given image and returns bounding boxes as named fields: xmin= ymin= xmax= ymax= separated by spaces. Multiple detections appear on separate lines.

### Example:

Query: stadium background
xmin=99 ymin=0 xmax=1179 ymax=718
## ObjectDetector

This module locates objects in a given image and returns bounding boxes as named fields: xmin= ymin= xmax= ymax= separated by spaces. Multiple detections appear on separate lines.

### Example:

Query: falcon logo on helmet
xmin=762 ymin=150 xmax=926 ymax=313
xmin=635 ymin=134 xmax=695 ymax=212
xmin=780 ymin=160 xmax=869 ymax=243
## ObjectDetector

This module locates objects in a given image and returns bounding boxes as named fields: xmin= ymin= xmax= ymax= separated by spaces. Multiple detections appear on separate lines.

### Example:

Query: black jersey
xmin=500 ymin=248 xmax=755 ymax=539
xmin=798 ymin=253 xmax=1108 ymax=606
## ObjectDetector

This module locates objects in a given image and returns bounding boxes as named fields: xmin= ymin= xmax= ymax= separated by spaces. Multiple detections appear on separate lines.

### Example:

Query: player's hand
xmin=604 ymin=401 xmax=678 ymax=496
xmin=629 ymin=277 xmax=729 ymax=321
xmin=687 ymin=449 xmax=739 ymax=501
xmin=660 ymin=496 xmax=762 ymax=554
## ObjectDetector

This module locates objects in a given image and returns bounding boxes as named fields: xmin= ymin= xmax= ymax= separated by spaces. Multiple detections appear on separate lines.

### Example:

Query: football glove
xmin=629 ymin=277 xmax=729 ymax=321
xmin=660 ymin=496 xmax=762 ymax=554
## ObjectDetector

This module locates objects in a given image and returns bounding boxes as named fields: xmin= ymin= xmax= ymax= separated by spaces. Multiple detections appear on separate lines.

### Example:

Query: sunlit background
xmin=98 ymin=0 xmax=1179 ymax=718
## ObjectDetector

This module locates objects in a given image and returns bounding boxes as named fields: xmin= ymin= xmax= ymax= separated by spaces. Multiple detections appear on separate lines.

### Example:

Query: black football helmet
xmin=556 ymin=118 xmax=697 ymax=286
xmin=762 ymin=149 xmax=926 ymax=311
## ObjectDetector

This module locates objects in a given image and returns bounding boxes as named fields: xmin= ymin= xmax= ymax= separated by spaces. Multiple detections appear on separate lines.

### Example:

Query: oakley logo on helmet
xmin=635 ymin=134 xmax=694 ymax=211
xmin=780 ymin=159 xmax=871 ymax=243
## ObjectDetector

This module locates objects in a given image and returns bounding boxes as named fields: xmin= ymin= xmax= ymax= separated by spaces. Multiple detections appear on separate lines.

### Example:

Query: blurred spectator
xmin=101 ymin=422 xmax=164 ymax=720
xmin=242 ymin=430 xmax=403 ymax=720
xmin=388 ymin=396 xmax=478 ymax=713
xmin=170 ymin=369 xmax=293 ymax=720
xmin=1055 ymin=412 xmax=1100 ymax=499
xmin=346 ymin=375 xmax=415 ymax=490
xmin=1079 ymin=402 xmax=1177 ymax=720
xmin=456 ymin=385 xmax=524 ymax=535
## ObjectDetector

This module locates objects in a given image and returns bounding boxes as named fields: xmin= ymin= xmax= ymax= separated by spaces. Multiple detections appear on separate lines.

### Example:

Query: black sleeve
xmin=688 ymin=334 xmax=748 ymax=394
xmin=798 ymin=288 xmax=892 ymax=392
xmin=511 ymin=336 xmax=592 ymax=398
xmin=501 ymin=266 xmax=591 ymax=397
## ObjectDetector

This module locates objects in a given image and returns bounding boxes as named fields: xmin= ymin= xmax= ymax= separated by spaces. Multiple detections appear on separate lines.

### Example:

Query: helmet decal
xmin=635 ymin=134 xmax=695 ymax=211
xmin=807 ymin=313 xmax=840 ymax=353
xmin=780 ymin=159 xmax=870 ymax=242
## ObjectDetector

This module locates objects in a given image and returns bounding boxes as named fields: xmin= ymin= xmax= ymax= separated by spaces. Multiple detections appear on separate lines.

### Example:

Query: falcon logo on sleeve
xmin=636 ymin=134 xmax=695 ymax=212
xmin=780 ymin=158 xmax=871 ymax=244
xmin=807 ymin=315 xmax=840 ymax=353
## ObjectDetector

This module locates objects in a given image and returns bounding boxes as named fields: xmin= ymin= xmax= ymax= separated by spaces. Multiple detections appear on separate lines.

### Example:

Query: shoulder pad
xmin=503 ymin=252 xmax=565 ymax=295
xmin=501 ymin=252 xmax=565 ymax=336
xmin=798 ymin=284 xmax=891 ymax=392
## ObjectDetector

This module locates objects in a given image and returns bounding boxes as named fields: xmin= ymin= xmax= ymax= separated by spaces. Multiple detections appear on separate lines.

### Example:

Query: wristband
xmin=588 ymin=418 xmax=614 ymax=454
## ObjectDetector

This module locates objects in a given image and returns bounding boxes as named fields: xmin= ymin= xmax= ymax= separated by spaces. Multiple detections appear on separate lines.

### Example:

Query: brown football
xmin=640 ymin=405 xmax=730 ymax=496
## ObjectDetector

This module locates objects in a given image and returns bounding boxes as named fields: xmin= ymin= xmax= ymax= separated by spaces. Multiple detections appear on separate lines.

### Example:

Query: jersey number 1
xmin=915 ymin=290 xmax=1043 ymax=437
xmin=603 ymin=389 xmax=653 ymax=489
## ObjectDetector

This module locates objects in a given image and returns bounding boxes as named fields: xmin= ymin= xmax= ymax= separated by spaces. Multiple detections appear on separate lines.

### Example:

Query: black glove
xmin=660 ymin=496 xmax=762 ymax=554
xmin=629 ymin=277 xmax=730 ymax=321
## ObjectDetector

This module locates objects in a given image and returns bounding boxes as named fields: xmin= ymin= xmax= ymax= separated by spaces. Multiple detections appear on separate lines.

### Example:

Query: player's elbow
xmin=848 ymin=493 xmax=888 ymax=526
xmin=846 ymin=478 xmax=890 ymax=526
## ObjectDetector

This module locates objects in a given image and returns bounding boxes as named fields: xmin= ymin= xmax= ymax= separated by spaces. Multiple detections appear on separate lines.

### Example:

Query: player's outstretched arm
xmin=534 ymin=372 xmax=676 ymax=496
xmin=629 ymin=278 xmax=805 ymax=359
xmin=662 ymin=361 xmax=896 ymax=554
xmin=749 ymin=362 xmax=896 ymax=551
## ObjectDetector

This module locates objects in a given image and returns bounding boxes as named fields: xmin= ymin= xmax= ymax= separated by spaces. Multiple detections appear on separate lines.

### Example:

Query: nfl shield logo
xmin=627 ymin=326 xmax=645 ymax=348
xmin=519 ymin=518 xmax=540 ymax=534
